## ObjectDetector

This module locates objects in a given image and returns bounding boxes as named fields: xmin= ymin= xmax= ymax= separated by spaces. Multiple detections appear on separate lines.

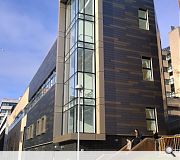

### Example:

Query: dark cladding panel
xmin=6 ymin=121 xmax=21 ymax=151
xmin=24 ymin=86 xmax=55 ymax=149
xmin=103 ymin=0 xmax=166 ymax=135
xmin=29 ymin=41 xmax=57 ymax=100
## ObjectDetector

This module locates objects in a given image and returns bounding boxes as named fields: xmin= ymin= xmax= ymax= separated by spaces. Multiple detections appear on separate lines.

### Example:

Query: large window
xmin=63 ymin=0 xmax=95 ymax=134
xmin=142 ymin=56 xmax=153 ymax=81
xmin=145 ymin=108 xmax=157 ymax=132
xmin=27 ymin=71 xmax=56 ymax=113
xmin=138 ymin=9 xmax=149 ymax=30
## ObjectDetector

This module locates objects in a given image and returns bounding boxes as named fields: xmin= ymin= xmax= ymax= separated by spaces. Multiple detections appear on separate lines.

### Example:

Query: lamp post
xmin=75 ymin=84 xmax=83 ymax=160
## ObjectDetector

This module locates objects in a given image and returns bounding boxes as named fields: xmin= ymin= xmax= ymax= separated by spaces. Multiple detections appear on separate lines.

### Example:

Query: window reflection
xmin=138 ymin=9 xmax=149 ymax=30
xmin=85 ymin=49 xmax=94 ymax=73
xmin=142 ymin=56 xmax=153 ymax=81
xmin=85 ymin=0 xmax=94 ymax=15
xmin=84 ymin=106 xmax=95 ymax=133
xmin=145 ymin=108 xmax=157 ymax=132
xmin=85 ymin=20 xmax=94 ymax=43
xmin=28 ymin=71 xmax=56 ymax=110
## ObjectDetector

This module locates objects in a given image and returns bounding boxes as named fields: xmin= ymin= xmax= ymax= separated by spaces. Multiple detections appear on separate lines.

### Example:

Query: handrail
xmin=159 ymin=135 xmax=180 ymax=151
xmin=120 ymin=138 xmax=155 ymax=151
xmin=131 ymin=138 xmax=155 ymax=151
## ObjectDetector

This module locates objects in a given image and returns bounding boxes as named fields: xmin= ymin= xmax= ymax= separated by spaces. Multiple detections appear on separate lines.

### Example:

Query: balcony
xmin=164 ymin=72 xmax=170 ymax=79
xmin=166 ymin=84 xmax=171 ymax=92
xmin=163 ymin=60 xmax=168 ymax=67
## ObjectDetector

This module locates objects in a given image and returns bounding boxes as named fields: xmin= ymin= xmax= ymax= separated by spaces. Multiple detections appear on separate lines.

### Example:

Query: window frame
xmin=41 ymin=115 xmax=47 ymax=134
xmin=138 ymin=9 xmax=149 ymax=30
xmin=142 ymin=56 xmax=154 ymax=81
xmin=145 ymin=107 xmax=158 ymax=132
xmin=27 ymin=124 xmax=34 ymax=139
xmin=36 ymin=120 xmax=41 ymax=136
xmin=30 ymin=124 xmax=34 ymax=139
xmin=26 ymin=127 xmax=30 ymax=140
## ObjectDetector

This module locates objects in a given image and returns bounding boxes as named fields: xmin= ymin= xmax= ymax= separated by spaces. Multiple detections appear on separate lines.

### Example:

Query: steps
xmin=120 ymin=138 xmax=155 ymax=151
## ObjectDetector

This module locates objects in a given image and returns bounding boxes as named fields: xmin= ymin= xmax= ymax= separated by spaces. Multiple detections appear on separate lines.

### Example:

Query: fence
xmin=159 ymin=135 xmax=180 ymax=151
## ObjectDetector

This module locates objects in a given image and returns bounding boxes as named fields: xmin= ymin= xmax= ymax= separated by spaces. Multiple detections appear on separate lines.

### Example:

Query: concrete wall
xmin=7 ymin=88 xmax=29 ymax=126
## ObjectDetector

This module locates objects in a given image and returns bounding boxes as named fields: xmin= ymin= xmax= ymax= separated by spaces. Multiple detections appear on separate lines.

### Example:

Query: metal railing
xmin=159 ymin=135 xmax=180 ymax=151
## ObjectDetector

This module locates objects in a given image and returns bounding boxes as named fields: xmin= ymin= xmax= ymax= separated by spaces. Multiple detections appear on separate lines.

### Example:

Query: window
xmin=36 ymin=116 xmax=47 ymax=136
xmin=30 ymin=124 xmax=34 ymax=139
xmin=162 ymin=55 xmax=166 ymax=61
xmin=1 ymin=109 xmax=7 ymax=113
xmin=142 ymin=56 xmax=153 ymax=81
xmin=84 ymin=73 xmax=95 ymax=98
xmin=63 ymin=111 xmax=68 ymax=135
xmin=138 ymin=9 xmax=149 ymax=30
xmin=26 ymin=127 xmax=30 ymax=140
xmin=41 ymin=116 xmax=47 ymax=134
xmin=163 ymin=67 xmax=168 ymax=72
xmin=171 ymin=84 xmax=175 ymax=92
xmin=85 ymin=21 xmax=94 ymax=43
xmin=27 ymin=124 xmax=34 ymax=139
xmin=84 ymin=49 xmax=94 ymax=73
xmin=84 ymin=106 xmax=95 ymax=133
xmin=166 ymin=92 xmax=171 ymax=98
xmin=68 ymin=108 xmax=74 ymax=133
xmin=36 ymin=120 xmax=41 ymax=136
xmin=145 ymin=108 xmax=157 ymax=132
xmin=169 ymin=72 xmax=173 ymax=76
xmin=165 ymin=79 xmax=169 ymax=85
xmin=85 ymin=0 xmax=94 ymax=15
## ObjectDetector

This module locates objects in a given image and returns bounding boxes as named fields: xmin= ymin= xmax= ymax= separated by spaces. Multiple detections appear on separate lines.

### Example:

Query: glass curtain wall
xmin=63 ymin=0 xmax=95 ymax=134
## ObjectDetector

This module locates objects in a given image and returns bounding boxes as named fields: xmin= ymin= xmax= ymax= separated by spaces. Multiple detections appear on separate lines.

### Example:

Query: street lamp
xmin=75 ymin=84 xmax=83 ymax=160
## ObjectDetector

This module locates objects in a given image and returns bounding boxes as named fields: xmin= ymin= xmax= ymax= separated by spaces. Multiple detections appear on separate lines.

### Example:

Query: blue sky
xmin=0 ymin=0 xmax=179 ymax=101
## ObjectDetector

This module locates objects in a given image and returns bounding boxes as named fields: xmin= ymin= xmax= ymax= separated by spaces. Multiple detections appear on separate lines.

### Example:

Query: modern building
xmin=21 ymin=0 xmax=167 ymax=151
xmin=0 ymin=98 xmax=18 ymax=150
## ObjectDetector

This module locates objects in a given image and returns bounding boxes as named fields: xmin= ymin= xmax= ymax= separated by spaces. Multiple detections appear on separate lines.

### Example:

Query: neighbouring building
xmin=161 ymin=26 xmax=180 ymax=134
xmin=162 ymin=27 xmax=180 ymax=98
xmin=0 ymin=98 xmax=18 ymax=150
xmin=0 ymin=99 xmax=18 ymax=125
xmin=167 ymin=98 xmax=180 ymax=134
xmin=3 ymin=88 xmax=29 ymax=151
xmin=168 ymin=26 xmax=180 ymax=98
xmin=22 ymin=0 xmax=167 ymax=151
